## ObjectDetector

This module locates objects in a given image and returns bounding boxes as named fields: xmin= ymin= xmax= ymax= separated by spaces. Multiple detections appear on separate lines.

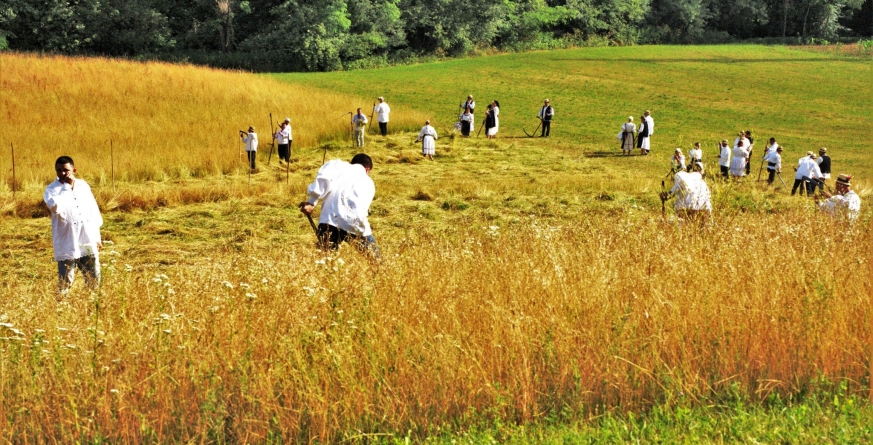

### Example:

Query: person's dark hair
xmin=55 ymin=156 xmax=75 ymax=166
xmin=351 ymin=153 xmax=373 ymax=170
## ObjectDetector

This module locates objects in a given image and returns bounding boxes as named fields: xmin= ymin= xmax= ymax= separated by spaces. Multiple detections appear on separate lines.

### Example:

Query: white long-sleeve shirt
xmin=818 ymin=190 xmax=861 ymax=221
xmin=671 ymin=171 xmax=712 ymax=212
xmin=763 ymin=150 xmax=781 ymax=170
xmin=374 ymin=103 xmax=390 ymax=123
xmin=241 ymin=132 xmax=258 ymax=152
xmin=275 ymin=126 xmax=291 ymax=144
xmin=43 ymin=178 xmax=103 ymax=261
xmin=417 ymin=125 xmax=438 ymax=149
xmin=795 ymin=157 xmax=822 ymax=180
xmin=644 ymin=116 xmax=654 ymax=135
xmin=352 ymin=113 xmax=368 ymax=129
xmin=688 ymin=148 xmax=703 ymax=161
xmin=718 ymin=144 xmax=731 ymax=167
xmin=306 ymin=160 xmax=375 ymax=236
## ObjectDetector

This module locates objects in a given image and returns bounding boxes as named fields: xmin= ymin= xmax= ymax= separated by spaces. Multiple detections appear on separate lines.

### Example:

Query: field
xmin=0 ymin=47 xmax=872 ymax=442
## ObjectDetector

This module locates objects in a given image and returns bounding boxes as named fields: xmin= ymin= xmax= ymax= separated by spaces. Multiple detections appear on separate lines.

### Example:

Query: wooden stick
xmin=110 ymin=139 xmax=115 ymax=192
xmin=10 ymin=143 xmax=15 ymax=201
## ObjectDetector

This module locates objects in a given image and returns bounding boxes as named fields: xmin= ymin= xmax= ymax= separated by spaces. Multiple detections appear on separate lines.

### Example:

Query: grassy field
xmin=0 ymin=46 xmax=871 ymax=442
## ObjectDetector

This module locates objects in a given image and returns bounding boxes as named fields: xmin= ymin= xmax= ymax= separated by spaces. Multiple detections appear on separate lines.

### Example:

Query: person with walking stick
xmin=44 ymin=156 xmax=103 ymax=299
xmin=275 ymin=118 xmax=292 ymax=164
xmin=373 ymin=97 xmax=391 ymax=136
xmin=299 ymin=154 xmax=380 ymax=258
xmin=537 ymin=99 xmax=554 ymax=137
xmin=239 ymin=126 xmax=258 ymax=172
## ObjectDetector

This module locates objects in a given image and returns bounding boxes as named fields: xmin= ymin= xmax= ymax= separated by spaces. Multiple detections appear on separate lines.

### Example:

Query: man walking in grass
xmin=717 ymin=139 xmax=731 ymax=178
xmin=240 ymin=126 xmax=258 ymax=171
xmin=44 ymin=156 xmax=103 ymax=298
xmin=373 ymin=97 xmax=390 ymax=136
xmin=352 ymin=108 xmax=368 ymax=148
xmin=300 ymin=154 xmax=380 ymax=257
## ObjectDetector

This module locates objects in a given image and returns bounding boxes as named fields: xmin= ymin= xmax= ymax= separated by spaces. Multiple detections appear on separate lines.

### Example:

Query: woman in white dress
xmin=620 ymin=116 xmax=635 ymax=155
xmin=417 ymin=120 xmax=438 ymax=161
xmin=730 ymin=139 xmax=749 ymax=178
xmin=486 ymin=100 xmax=499 ymax=139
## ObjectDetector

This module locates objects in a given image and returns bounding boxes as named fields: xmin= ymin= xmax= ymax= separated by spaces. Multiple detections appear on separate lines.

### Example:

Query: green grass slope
xmin=276 ymin=45 xmax=873 ymax=178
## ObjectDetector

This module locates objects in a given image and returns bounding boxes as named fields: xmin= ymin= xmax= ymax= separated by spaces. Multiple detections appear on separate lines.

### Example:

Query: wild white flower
xmin=110 ymin=389 xmax=120 ymax=394
xmin=159 ymin=274 xmax=169 ymax=280
xmin=222 ymin=281 xmax=234 ymax=289
xmin=245 ymin=293 xmax=256 ymax=300
xmin=101 ymin=365 xmax=110 ymax=372
xmin=167 ymin=288 xmax=175 ymax=295
xmin=107 ymin=250 xmax=120 ymax=256
xmin=239 ymin=283 xmax=250 ymax=289
xmin=152 ymin=277 xmax=163 ymax=283
xmin=335 ymin=258 xmax=345 ymax=267
xmin=162 ymin=329 xmax=171 ymax=334
xmin=315 ymin=259 xmax=326 ymax=265
xmin=124 ymin=264 xmax=133 ymax=272
xmin=160 ymin=313 xmax=171 ymax=320
xmin=261 ymin=278 xmax=269 ymax=284
xmin=0 ymin=322 xmax=13 ymax=328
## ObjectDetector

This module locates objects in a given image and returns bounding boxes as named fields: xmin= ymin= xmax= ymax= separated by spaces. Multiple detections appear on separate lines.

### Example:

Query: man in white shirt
xmin=687 ymin=142 xmax=702 ymax=172
xmin=792 ymin=151 xmax=823 ymax=196
xmin=351 ymin=108 xmax=368 ymax=148
xmin=537 ymin=99 xmax=554 ymax=137
xmin=275 ymin=118 xmax=292 ymax=163
xmin=763 ymin=145 xmax=783 ymax=185
xmin=717 ymin=139 xmax=731 ymax=178
xmin=817 ymin=174 xmax=861 ymax=222
xmin=300 ymin=154 xmax=379 ymax=257
xmin=660 ymin=162 xmax=712 ymax=223
xmin=460 ymin=95 xmax=475 ymax=115
xmin=43 ymin=156 xmax=104 ymax=297
xmin=373 ymin=96 xmax=390 ymax=136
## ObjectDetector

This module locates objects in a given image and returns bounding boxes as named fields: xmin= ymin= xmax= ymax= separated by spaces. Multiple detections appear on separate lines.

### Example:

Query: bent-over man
xmin=300 ymin=154 xmax=380 ymax=257
xmin=44 ymin=156 xmax=104 ymax=298
xmin=763 ymin=145 xmax=783 ymax=185
xmin=792 ymin=151 xmax=823 ymax=196
xmin=660 ymin=162 xmax=712 ymax=223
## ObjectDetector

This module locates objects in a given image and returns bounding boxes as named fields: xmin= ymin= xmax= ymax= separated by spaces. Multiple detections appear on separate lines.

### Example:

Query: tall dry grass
xmin=0 ymin=52 xmax=426 ymax=190
xmin=0 ymin=203 xmax=869 ymax=442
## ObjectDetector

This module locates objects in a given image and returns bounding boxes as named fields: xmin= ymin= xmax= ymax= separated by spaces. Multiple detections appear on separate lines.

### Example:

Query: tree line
xmin=1 ymin=0 xmax=870 ymax=72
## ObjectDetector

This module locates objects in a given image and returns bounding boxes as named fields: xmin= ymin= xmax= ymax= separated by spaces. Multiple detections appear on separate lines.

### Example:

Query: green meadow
xmin=277 ymin=45 xmax=873 ymax=178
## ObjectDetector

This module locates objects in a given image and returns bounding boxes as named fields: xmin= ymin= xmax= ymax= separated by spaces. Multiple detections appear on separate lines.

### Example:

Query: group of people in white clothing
xmin=618 ymin=110 xmax=654 ymax=155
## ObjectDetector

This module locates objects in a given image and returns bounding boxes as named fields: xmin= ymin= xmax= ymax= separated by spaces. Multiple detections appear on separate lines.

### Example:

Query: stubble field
xmin=0 ymin=46 xmax=871 ymax=442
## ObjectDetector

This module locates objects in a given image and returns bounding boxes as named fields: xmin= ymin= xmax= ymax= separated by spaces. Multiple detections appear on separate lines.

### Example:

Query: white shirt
xmin=764 ymin=151 xmax=782 ymax=170
xmin=43 ymin=178 xmax=103 ymax=261
xmin=734 ymin=137 xmax=748 ymax=149
xmin=688 ymin=148 xmax=702 ymax=161
xmin=732 ymin=145 xmax=749 ymax=159
xmin=718 ymin=144 xmax=731 ymax=167
xmin=417 ymin=125 xmax=438 ymax=141
xmin=459 ymin=112 xmax=473 ymax=123
xmin=622 ymin=122 xmax=636 ymax=133
xmin=306 ymin=160 xmax=375 ymax=236
xmin=795 ymin=157 xmax=822 ymax=180
xmin=672 ymin=153 xmax=686 ymax=169
xmin=352 ymin=113 xmax=368 ymax=129
xmin=374 ymin=102 xmax=390 ymax=123
xmin=461 ymin=100 xmax=475 ymax=113
xmin=242 ymin=132 xmax=258 ymax=152
xmin=671 ymin=171 xmax=712 ymax=211
xmin=766 ymin=142 xmax=778 ymax=153
xmin=644 ymin=116 xmax=654 ymax=135
xmin=275 ymin=126 xmax=291 ymax=144
xmin=819 ymin=190 xmax=861 ymax=221
xmin=492 ymin=106 xmax=500 ymax=127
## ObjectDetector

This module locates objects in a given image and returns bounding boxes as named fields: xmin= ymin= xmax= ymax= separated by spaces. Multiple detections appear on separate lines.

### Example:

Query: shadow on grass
xmin=584 ymin=151 xmax=642 ymax=158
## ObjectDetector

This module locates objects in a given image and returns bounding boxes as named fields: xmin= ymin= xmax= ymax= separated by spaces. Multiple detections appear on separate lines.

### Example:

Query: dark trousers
xmin=317 ymin=223 xmax=381 ymax=258
xmin=720 ymin=165 xmax=729 ymax=177
xmin=540 ymin=120 xmax=551 ymax=137
xmin=278 ymin=142 xmax=291 ymax=162
xmin=247 ymin=151 xmax=256 ymax=169
xmin=378 ymin=122 xmax=387 ymax=136
xmin=767 ymin=169 xmax=776 ymax=184
xmin=791 ymin=177 xmax=815 ymax=195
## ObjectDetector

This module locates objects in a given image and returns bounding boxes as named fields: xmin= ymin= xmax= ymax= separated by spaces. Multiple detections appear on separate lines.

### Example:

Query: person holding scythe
xmin=275 ymin=118 xmax=292 ymax=164
xmin=537 ymin=99 xmax=554 ymax=137
xmin=299 ymin=154 xmax=380 ymax=257
xmin=660 ymin=162 xmax=712 ymax=224
xmin=816 ymin=174 xmax=861 ymax=222
xmin=239 ymin=126 xmax=258 ymax=172
xmin=352 ymin=108 xmax=369 ymax=148
xmin=763 ymin=145 xmax=783 ymax=185
xmin=373 ymin=97 xmax=391 ymax=136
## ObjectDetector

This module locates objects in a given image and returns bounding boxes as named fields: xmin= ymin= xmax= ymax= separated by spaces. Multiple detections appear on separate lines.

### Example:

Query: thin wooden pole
xmin=110 ymin=139 xmax=115 ymax=192
xmin=10 ymin=143 xmax=15 ymax=200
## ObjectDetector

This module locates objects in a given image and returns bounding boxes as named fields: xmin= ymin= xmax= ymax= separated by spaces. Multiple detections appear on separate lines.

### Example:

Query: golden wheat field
xmin=0 ymin=51 xmax=871 ymax=442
